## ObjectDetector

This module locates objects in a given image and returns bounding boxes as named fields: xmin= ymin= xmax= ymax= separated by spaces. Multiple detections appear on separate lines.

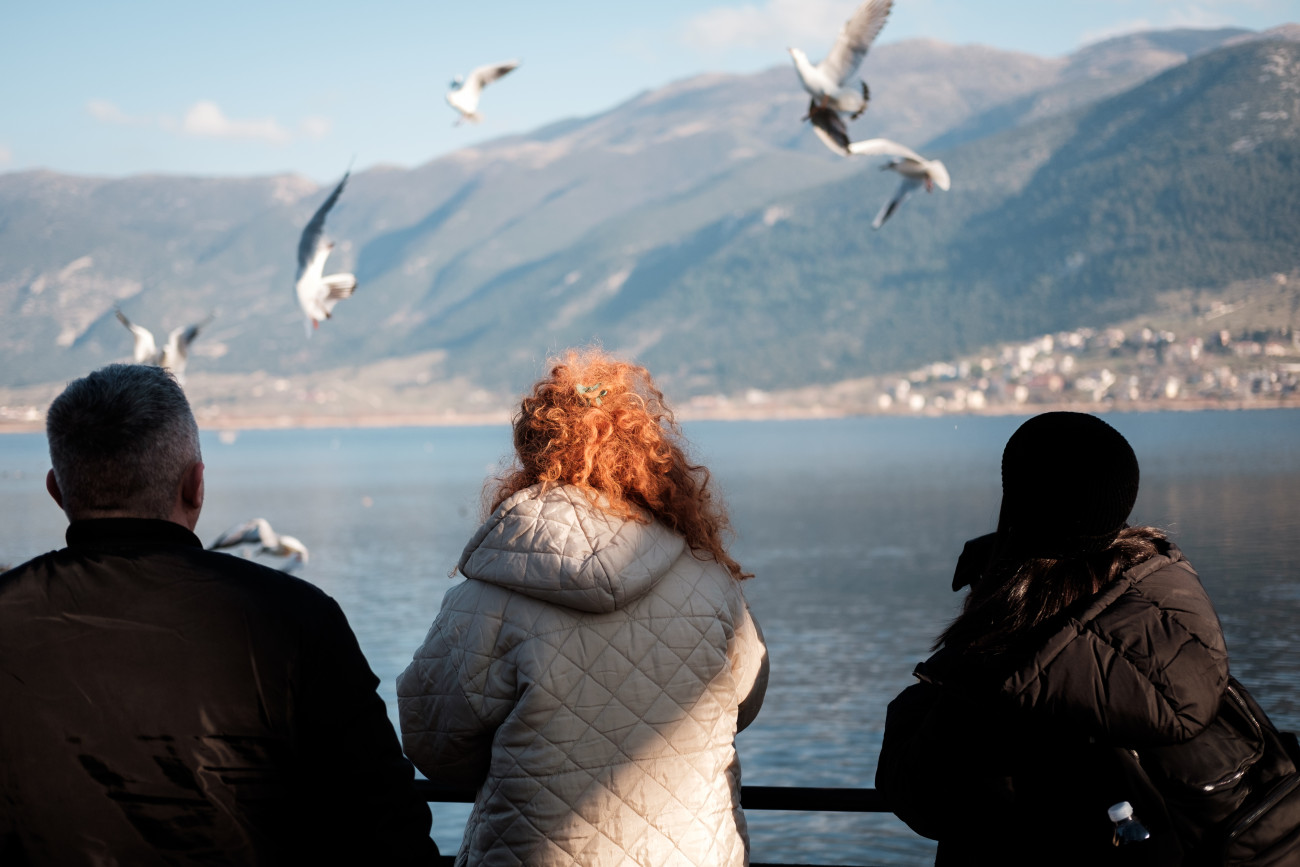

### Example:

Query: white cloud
xmin=299 ymin=116 xmax=332 ymax=140
xmin=682 ymin=0 xmax=858 ymax=52
xmin=182 ymin=100 xmax=291 ymax=144
xmin=86 ymin=98 xmax=323 ymax=146
xmin=0 ymin=144 xmax=11 ymax=165
xmin=86 ymin=99 xmax=149 ymax=126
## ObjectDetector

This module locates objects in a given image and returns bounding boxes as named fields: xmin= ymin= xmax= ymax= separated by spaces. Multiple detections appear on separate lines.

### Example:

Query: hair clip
xmin=576 ymin=383 xmax=608 ymax=407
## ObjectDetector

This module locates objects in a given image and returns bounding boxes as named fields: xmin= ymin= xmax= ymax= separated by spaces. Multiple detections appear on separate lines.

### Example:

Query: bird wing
xmin=277 ymin=535 xmax=310 ymax=562
xmin=928 ymin=159 xmax=952 ymax=191
xmin=209 ymin=517 xmax=276 ymax=550
xmin=297 ymin=172 xmax=349 ymax=274
xmin=808 ymin=103 xmax=851 ymax=156
xmin=819 ymin=0 xmax=893 ymax=86
xmin=468 ymin=60 xmax=519 ymax=91
xmin=873 ymin=177 xmax=922 ymax=229
xmin=848 ymin=137 xmax=924 ymax=162
xmin=115 ymin=309 xmax=158 ymax=364
xmin=165 ymin=313 xmax=214 ymax=359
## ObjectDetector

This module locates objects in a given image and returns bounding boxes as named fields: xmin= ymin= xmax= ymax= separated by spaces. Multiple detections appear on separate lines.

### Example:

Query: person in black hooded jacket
xmin=0 ymin=364 xmax=437 ymax=865
xmin=876 ymin=411 xmax=1232 ymax=866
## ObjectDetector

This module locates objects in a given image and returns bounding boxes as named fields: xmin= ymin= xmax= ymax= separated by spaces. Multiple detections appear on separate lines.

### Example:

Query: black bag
xmin=1125 ymin=677 xmax=1300 ymax=866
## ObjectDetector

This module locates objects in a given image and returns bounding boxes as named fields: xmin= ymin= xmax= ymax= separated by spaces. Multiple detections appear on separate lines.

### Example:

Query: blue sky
xmin=3 ymin=0 xmax=1297 ymax=182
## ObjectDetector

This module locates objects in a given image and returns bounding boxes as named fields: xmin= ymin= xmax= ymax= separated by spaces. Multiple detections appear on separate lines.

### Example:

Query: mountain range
xmin=1 ymin=24 xmax=1297 ymax=411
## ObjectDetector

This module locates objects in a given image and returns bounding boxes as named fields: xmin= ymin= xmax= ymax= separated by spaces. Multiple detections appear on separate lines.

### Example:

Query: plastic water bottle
xmin=1109 ymin=801 xmax=1151 ymax=846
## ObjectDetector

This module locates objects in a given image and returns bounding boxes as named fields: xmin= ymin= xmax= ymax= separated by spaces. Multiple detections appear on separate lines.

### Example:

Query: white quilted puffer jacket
xmin=398 ymin=484 xmax=768 ymax=866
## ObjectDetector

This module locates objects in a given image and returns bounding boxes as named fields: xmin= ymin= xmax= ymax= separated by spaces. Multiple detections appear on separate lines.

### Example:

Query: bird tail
xmin=872 ymin=199 xmax=897 ymax=229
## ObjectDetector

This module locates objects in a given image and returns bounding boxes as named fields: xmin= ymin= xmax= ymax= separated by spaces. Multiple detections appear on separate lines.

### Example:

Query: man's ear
xmin=171 ymin=461 xmax=205 ymax=532
xmin=181 ymin=462 xmax=205 ymax=513
xmin=46 ymin=469 xmax=65 ymax=511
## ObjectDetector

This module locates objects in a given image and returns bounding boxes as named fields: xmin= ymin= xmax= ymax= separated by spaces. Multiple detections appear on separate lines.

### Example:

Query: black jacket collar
xmin=65 ymin=518 xmax=203 ymax=551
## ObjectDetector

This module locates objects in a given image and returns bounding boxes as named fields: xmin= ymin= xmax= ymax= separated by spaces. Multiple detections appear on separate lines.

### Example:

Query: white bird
xmin=446 ymin=60 xmax=519 ymax=124
xmin=209 ymin=517 xmax=310 ymax=573
xmin=114 ymin=309 xmax=214 ymax=383
xmin=295 ymin=172 xmax=357 ymax=336
xmin=789 ymin=0 xmax=892 ymax=122
xmin=802 ymin=107 xmax=951 ymax=228
xmin=848 ymin=138 xmax=951 ymax=229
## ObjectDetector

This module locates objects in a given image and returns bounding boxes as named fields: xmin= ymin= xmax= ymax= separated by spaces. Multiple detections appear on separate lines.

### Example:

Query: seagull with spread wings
xmin=114 ymin=309 xmax=214 ymax=383
xmin=209 ymin=517 xmax=310 ymax=573
xmin=295 ymin=172 xmax=357 ymax=335
xmin=850 ymin=138 xmax=952 ymax=229
xmin=446 ymin=60 xmax=519 ymax=124
xmin=789 ymin=0 xmax=893 ymax=122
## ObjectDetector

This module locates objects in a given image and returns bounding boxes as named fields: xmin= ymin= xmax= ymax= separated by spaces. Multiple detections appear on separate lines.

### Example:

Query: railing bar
xmin=433 ymin=861 xmax=881 ymax=867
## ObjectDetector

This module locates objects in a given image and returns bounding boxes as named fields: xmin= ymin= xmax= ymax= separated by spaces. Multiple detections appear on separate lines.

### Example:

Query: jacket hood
xmin=457 ymin=484 xmax=687 ymax=614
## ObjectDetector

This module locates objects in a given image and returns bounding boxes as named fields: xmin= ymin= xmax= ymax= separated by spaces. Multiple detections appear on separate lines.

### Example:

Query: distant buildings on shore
xmin=865 ymin=322 xmax=1300 ymax=415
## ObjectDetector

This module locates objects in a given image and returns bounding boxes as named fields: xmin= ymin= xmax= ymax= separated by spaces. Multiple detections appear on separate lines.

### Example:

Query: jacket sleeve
xmin=298 ymin=597 xmax=438 ymax=863
xmin=397 ymin=581 xmax=519 ymax=789
xmin=876 ymin=678 xmax=1017 ymax=842
xmin=731 ymin=598 xmax=768 ymax=733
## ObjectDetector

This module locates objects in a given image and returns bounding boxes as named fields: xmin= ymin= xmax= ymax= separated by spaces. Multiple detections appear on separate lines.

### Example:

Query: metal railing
xmin=416 ymin=782 xmax=896 ymax=867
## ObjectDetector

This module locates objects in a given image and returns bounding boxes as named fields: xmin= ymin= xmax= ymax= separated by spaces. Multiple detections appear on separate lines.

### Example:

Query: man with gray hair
xmin=0 ymin=364 xmax=438 ymax=864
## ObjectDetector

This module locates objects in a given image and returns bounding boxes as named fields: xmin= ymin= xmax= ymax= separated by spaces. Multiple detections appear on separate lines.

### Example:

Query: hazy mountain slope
xmin=3 ymin=38 xmax=1061 ymax=387
xmin=0 ymin=30 xmax=1295 ymax=400
xmin=529 ymin=39 xmax=1300 ymax=394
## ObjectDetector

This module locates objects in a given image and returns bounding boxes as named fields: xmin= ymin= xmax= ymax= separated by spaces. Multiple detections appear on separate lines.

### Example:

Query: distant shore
xmin=2 ymin=397 xmax=1295 ymax=436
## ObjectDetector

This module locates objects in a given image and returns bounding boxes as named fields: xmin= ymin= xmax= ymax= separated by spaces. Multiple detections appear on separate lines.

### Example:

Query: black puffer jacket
xmin=877 ymin=540 xmax=1230 ymax=865
xmin=0 ymin=518 xmax=437 ymax=865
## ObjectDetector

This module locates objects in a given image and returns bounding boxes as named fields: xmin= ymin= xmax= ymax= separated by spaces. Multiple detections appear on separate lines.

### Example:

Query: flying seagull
xmin=789 ymin=0 xmax=892 ymax=124
xmin=446 ymin=60 xmax=519 ymax=124
xmin=848 ymin=138 xmax=952 ymax=229
xmin=295 ymin=172 xmax=357 ymax=335
xmin=114 ymin=309 xmax=214 ymax=383
xmin=802 ymin=107 xmax=951 ymax=228
xmin=209 ymin=517 xmax=310 ymax=573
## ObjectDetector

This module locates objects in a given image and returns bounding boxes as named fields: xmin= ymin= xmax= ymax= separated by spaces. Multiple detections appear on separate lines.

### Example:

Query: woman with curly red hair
xmin=398 ymin=348 xmax=768 ymax=867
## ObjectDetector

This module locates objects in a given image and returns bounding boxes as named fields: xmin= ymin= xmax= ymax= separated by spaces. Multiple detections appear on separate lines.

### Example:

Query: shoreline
xmin=2 ymin=397 xmax=1295 ymax=435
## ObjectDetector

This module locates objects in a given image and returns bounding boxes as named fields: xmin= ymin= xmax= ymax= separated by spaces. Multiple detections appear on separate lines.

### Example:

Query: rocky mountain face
xmin=1 ymin=27 xmax=1296 ymax=400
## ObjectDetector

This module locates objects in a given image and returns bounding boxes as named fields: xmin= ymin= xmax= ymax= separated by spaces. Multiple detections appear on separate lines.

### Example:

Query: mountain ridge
xmin=1 ymin=26 xmax=1296 ymax=405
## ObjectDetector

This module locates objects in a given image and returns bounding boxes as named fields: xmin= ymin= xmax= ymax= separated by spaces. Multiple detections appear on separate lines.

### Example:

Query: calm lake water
xmin=2 ymin=410 xmax=1298 ymax=865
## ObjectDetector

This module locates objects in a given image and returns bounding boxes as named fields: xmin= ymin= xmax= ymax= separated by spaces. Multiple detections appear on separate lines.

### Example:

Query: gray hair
xmin=46 ymin=364 xmax=201 ymax=519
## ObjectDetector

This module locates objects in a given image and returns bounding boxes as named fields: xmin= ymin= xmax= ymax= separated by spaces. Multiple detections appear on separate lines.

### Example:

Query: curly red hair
xmin=490 ymin=348 xmax=750 ymax=580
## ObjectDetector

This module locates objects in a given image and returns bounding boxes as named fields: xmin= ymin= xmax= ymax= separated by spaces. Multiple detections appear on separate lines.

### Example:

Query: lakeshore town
xmin=1 ymin=278 xmax=1298 ymax=431
xmin=685 ymin=279 xmax=1300 ymax=419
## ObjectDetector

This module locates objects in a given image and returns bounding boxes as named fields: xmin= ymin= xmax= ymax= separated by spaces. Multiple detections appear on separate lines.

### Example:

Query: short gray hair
xmin=46 ymin=364 xmax=201 ymax=519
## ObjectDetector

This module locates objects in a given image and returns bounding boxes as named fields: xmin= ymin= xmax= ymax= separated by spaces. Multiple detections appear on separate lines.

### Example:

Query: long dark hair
xmin=937 ymin=525 xmax=1168 ymax=656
